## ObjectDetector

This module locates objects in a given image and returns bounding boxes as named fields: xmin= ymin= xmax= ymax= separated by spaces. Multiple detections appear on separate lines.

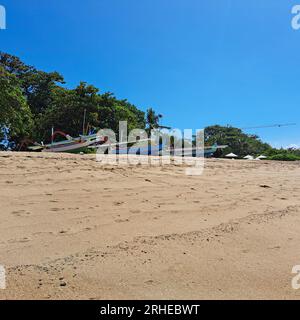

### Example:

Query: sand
xmin=0 ymin=151 xmax=300 ymax=300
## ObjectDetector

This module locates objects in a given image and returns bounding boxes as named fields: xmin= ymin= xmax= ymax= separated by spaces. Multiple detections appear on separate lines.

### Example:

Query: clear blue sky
xmin=1 ymin=0 xmax=300 ymax=147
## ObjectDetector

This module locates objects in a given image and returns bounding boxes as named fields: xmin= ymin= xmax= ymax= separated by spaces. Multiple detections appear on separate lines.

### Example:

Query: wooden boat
xmin=162 ymin=144 xmax=228 ymax=157
xmin=28 ymin=131 xmax=101 ymax=153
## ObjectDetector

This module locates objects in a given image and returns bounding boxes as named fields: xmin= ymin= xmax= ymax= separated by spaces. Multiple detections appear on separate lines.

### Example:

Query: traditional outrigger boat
xmin=89 ymin=139 xmax=162 ymax=156
xmin=28 ymin=110 xmax=227 ymax=155
xmin=28 ymin=131 xmax=102 ymax=153
xmin=164 ymin=143 xmax=228 ymax=157
xmin=29 ymin=132 xmax=227 ymax=156
xmin=91 ymin=140 xmax=227 ymax=157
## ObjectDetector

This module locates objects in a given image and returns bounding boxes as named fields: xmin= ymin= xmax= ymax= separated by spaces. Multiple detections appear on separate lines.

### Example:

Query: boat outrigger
xmin=91 ymin=140 xmax=227 ymax=157
xmin=164 ymin=143 xmax=228 ymax=157
xmin=28 ymin=109 xmax=227 ymax=155
xmin=28 ymin=109 xmax=106 ymax=153
xmin=28 ymin=131 xmax=102 ymax=153
xmin=89 ymin=138 xmax=162 ymax=156
xmin=29 ymin=132 xmax=227 ymax=156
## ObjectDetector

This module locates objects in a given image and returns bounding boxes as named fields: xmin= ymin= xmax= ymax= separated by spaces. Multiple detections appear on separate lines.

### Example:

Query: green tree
xmin=0 ymin=52 xmax=158 ymax=148
xmin=0 ymin=52 xmax=65 ymax=116
xmin=146 ymin=108 xmax=162 ymax=131
xmin=35 ymin=83 xmax=147 ymax=143
xmin=204 ymin=125 xmax=272 ymax=157
xmin=0 ymin=67 xmax=33 ymax=144
xmin=35 ymin=84 xmax=99 ymax=142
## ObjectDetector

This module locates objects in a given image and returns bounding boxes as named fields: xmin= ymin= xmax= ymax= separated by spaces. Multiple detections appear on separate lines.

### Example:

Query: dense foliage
xmin=0 ymin=52 xmax=159 ymax=147
xmin=205 ymin=125 xmax=300 ymax=160
xmin=0 ymin=66 xmax=33 ymax=144
xmin=264 ymin=147 xmax=300 ymax=161
xmin=0 ymin=52 xmax=299 ymax=160
xmin=205 ymin=125 xmax=271 ymax=156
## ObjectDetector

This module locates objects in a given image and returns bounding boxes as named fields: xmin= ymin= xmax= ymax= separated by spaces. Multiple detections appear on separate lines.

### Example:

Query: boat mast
xmin=51 ymin=126 xmax=54 ymax=145
xmin=82 ymin=109 xmax=87 ymax=136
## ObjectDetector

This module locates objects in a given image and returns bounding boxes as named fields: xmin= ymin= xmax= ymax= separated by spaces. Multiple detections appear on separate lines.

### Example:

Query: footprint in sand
xmin=130 ymin=210 xmax=141 ymax=214
xmin=268 ymin=246 xmax=281 ymax=250
xmin=11 ymin=210 xmax=31 ymax=217
xmin=9 ymin=237 xmax=31 ymax=243
xmin=114 ymin=201 xmax=124 ymax=206
xmin=115 ymin=218 xmax=129 ymax=223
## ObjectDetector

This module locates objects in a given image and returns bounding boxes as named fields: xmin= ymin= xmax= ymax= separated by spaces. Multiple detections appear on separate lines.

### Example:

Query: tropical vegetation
xmin=0 ymin=52 xmax=299 ymax=160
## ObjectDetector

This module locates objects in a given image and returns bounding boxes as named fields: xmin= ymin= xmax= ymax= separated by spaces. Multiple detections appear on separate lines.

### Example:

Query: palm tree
xmin=146 ymin=108 xmax=162 ymax=130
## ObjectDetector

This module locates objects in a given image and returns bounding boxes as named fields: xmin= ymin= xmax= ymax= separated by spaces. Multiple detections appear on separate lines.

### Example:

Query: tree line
xmin=1 ymin=52 xmax=299 ymax=160
xmin=0 ymin=52 xmax=161 ymax=149
xmin=204 ymin=125 xmax=300 ymax=161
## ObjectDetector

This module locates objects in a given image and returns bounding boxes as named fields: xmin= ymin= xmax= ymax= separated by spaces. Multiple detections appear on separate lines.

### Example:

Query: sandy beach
xmin=0 ymin=152 xmax=300 ymax=300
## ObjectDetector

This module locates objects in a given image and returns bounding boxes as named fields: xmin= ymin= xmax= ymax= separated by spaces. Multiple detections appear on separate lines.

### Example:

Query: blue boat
xmin=112 ymin=143 xmax=163 ymax=156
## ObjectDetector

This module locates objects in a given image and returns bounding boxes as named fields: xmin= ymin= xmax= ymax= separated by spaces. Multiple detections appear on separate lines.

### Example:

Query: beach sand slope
xmin=0 ymin=152 xmax=300 ymax=299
